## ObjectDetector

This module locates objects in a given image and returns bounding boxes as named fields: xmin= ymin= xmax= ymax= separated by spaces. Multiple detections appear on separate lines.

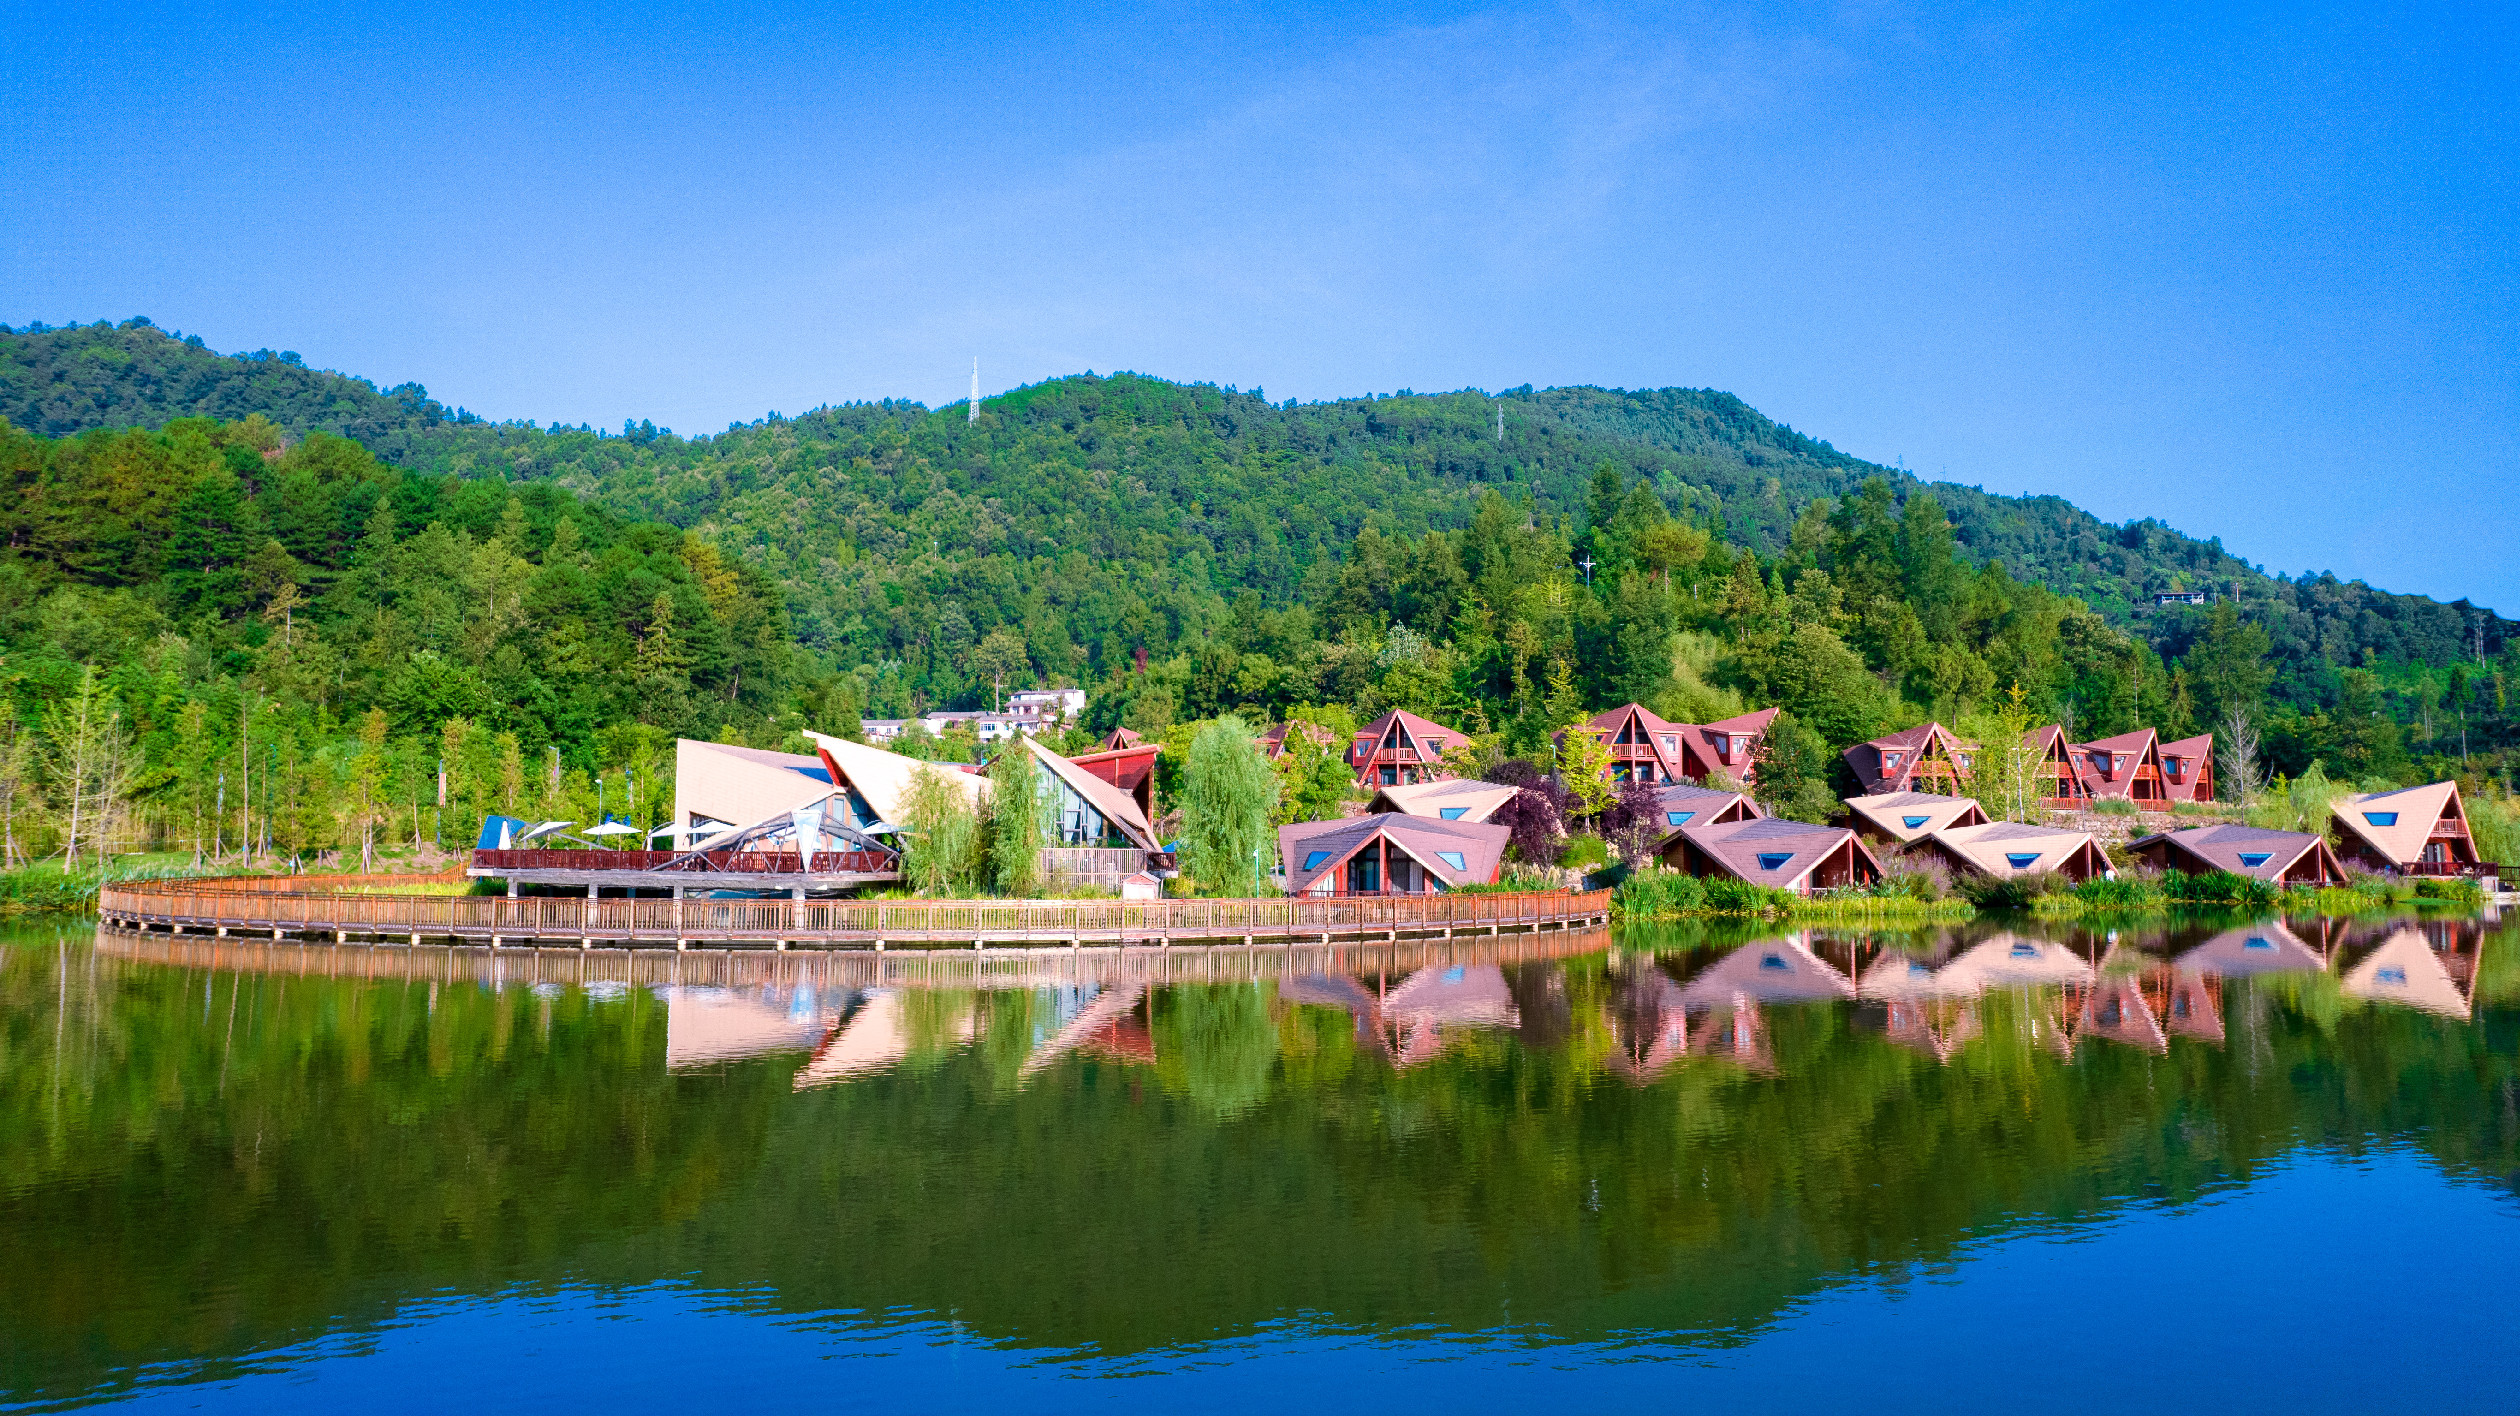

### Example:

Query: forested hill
xmin=4 ymin=318 xmax=2509 ymax=727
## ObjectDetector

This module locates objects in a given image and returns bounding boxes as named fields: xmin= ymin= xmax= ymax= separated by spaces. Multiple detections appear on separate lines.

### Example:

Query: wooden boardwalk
xmin=96 ymin=875 xmax=1612 ymax=952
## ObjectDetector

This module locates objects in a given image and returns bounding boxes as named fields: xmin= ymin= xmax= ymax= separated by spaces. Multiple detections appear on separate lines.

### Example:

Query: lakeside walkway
xmin=96 ymin=874 xmax=1611 ymax=952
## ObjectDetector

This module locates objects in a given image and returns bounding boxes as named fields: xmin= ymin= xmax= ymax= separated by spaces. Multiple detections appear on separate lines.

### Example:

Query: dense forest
xmin=1 ymin=317 xmax=2515 ymax=868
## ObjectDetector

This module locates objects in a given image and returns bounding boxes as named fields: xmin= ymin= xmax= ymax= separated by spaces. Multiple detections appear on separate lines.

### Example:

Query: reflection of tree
xmin=2 ymin=918 xmax=2516 ymax=1408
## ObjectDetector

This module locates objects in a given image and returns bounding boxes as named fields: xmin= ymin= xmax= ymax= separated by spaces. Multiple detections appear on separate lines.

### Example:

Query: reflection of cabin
xmin=2068 ymin=970 xmax=2169 ymax=1054
xmin=2339 ymin=927 xmax=2473 ymax=1019
xmin=2127 ymin=824 xmax=2346 ymax=885
xmin=2159 ymin=969 xmax=2224 ymax=1044
xmin=1574 ymin=703 xmax=1779 ymax=786
xmin=2330 ymin=782 xmax=2482 ymax=876
xmin=1604 ymin=964 xmax=1692 ymax=1082
xmin=1878 ymin=997 xmax=1983 ymax=1062
xmin=1019 ymin=985 xmax=1149 ymax=1076
xmin=1844 ymin=791 xmax=1987 ymax=845
xmin=1675 ymin=936 xmax=1857 ymax=1008
xmin=1922 ymin=821 xmax=2109 ymax=881
xmin=1381 ymin=964 xmax=1519 ymax=1068
xmin=1932 ymin=935 xmax=2096 ymax=994
xmin=663 ymin=986 xmax=831 ymax=1068
xmin=1658 ymin=818 xmax=1884 ymax=894
xmin=2157 ymin=735 xmax=2215 ymax=803
xmin=2174 ymin=922 xmax=2325 ymax=977
xmin=1349 ymin=709 xmax=1465 ymax=787
xmin=1278 ymin=815 xmax=1509 ymax=895
xmin=1368 ymin=778 xmax=1521 ymax=823
xmin=1844 ymin=722 xmax=1978 ymax=795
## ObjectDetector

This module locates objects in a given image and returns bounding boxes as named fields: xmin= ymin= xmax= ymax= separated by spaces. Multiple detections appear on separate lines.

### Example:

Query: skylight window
xmin=1902 ymin=816 xmax=1931 ymax=829
xmin=1302 ymin=851 xmax=1331 ymax=871
xmin=1436 ymin=851 xmax=1466 ymax=871
xmin=2376 ymin=967 xmax=2407 ymax=986
xmin=1438 ymin=807 xmax=1468 ymax=820
xmin=2005 ymin=853 xmax=2041 ymax=869
xmin=2243 ymin=936 xmax=2274 ymax=950
xmin=2009 ymin=944 xmax=2039 ymax=959
xmin=2364 ymin=812 xmax=2399 ymax=826
xmin=1755 ymin=852 xmax=1793 ymax=870
xmin=1759 ymin=953 xmax=1789 ymax=971
xmin=1667 ymin=810 xmax=1695 ymax=826
xmin=2237 ymin=853 xmax=2271 ymax=868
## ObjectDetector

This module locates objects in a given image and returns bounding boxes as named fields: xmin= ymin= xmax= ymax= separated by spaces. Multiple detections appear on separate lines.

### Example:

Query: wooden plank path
xmin=96 ymin=875 xmax=1612 ymax=952
xmin=92 ymin=922 xmax=1615 ymax=991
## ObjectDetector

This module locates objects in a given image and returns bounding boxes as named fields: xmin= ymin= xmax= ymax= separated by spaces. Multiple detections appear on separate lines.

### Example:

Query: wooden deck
xmin=96 ymin=875 xmax=1612 ymax=951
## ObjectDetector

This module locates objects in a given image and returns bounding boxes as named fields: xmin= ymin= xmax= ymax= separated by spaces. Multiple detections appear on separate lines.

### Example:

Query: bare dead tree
xmin=2218 ymin=704 xmax=2265 ymax=803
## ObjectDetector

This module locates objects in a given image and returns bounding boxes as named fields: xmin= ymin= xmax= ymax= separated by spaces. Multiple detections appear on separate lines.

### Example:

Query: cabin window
xmin=1755 ymin=852 xmax=1793 ymax=871
xmin=1955 ymin=754 xmax=1973 ymax=769
xmin=1302 ymin=851 xmax=1332 ymax=871
xmin=1438 ymin=807 xmax=1468 ymax=820
xmin=1444 ymin=966 xmax=1466 ymax=984
xmin=2237 ymin=853 xmax=2271 ymax=868
xmin=2364 ymin=812 xmax=2399 ymax=826
xmin=1347 ymin=857 xmax=1381 ymax=893
xmin=1437 ymin=851 xmax=1467 ymax=871
xmin=2377 ymin=967 xmax=2407 ymax=986
xmin=1759 ymin=953 xmax=1789 ymax=971
xmin=1884 ymin=753 xmax=1903 ymax=770
xmin=2009 ymin=943 xmax=2039 ymax=959
xmin=1426 ymin=738 xmax=1445 ymax=753
xmin=1667 ymin=811 xmax=1696 ymax=827
xmin=2166 ymin=760 xmax=2184 ymax=781
xmin=1902 ymin=815 xmax=1931 ymax=829
xmin=2244 ymin=936 xmax=2273 ymax=950
xmin=1660 ymin=735 xmax=1678 ymax=754
xmin=2005 ymin=853 xmax=2041 ymax=869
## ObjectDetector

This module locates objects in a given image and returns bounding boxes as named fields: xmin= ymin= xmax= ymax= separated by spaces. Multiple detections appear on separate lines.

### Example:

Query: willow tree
xmin=901 ymin=766 xmax=985 ymax=896
xmin=1180 ymin=715 xmax=1278 ymax=896
xmin=987 ymin=744 xmax=1045 ymax=897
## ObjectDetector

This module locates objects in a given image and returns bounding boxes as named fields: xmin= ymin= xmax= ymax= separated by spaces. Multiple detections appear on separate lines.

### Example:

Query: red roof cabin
xmin=1349 ymin=709 xmax=1464 ymax=788
xmin=1575 ymin=704 xmax=1778 ymax=786
xmin=1278 ymin=815 xmax=1509 ymax=896
xmin=1063 ymin=741 xmax=1161 ymax=823
xmin=2330 ymin=782 xmax=2481 ymax=876
xmin=2066 ymin=729 xmax=2169 ymax=808
xmin=1844 ymin=722 xmax=1978 ymax=796
xmin=2157 ymin=734 xmax=2215 ymax=803
xmin=1657 ymin=817 xmax=1885 ymax=895
xmin=2127 ymin=824 xmax=2347 ymax=885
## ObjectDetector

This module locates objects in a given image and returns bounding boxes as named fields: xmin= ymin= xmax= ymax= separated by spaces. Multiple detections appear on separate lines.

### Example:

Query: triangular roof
xmin=1676 ymin=935 xmax=1855 ymax=1007
xmin=1844 ymin=791 xmax=1987 ymax=843
xmin=1664 ymin=816 xmax=1883 ymax=891
xmin=2332 ymin=781 xmax=2465 ymax=866
xmin=2341 ymin=928 xmax=2471 ymax=1019
xmin=2073 ymin=974 xmax=2168 ymax=1055
xmin=1858 ymin=949 xmax=1981 ymax=1001
xmin=1843 ymin=721 xmax=1979 ymax=794
xmin=1277 ymin=814 xmax=1510 ymax=894
xmin=1064 ymin=742 xmax=1160 ymax=820
xmin=1019 ymin=985 xmax=1149 ymax=1077
xmin=2174 ymin=921 xmax=2325 ymax=977
xmin=1383 ymin=964 xmax=1519 ymax=1026
xmin=1368 ymin=777 xmax=1522 ymax=823
xmin=1022 ymin=736 xmax=1159 ymax=851
xmin=1099 ymin=726 xmax=1145 ymax=751
xmin=1641 ymin=782 xmax=1762 ymax=852
xmin=1356 ymin=708 xmax=1464 ymax=754
xmin=2063 ymin=728 xmax=2161 ymax=801
xmin=2162 ymin=970 xmax=2225 ymax=1045
xmin=2158 ymin=734 xmax=2213 ymax=760
xmin=1927 ymin=820 xmax=2103 ymax=879
xmin=674 ymin=738 xmax=837 ymax=836
xmin=1605 ymin=968 xmax=1693 ymax=1081
xmin=2130 ymin=823 xmax=2335 ymax=882
xmin=804 ymin=730 xmax=990 ymax=828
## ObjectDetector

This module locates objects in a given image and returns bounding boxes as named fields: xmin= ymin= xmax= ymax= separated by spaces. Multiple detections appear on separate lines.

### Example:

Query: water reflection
xmin=1 ymin=908 xmax=2513 ymax=1411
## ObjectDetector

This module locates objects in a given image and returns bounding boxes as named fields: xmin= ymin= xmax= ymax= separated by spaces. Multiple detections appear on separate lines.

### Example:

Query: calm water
xmin=4 ymin=912 xmax=2516 ymax=1414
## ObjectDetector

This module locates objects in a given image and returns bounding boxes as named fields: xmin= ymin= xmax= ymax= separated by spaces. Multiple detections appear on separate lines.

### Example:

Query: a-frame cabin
xmin=1843 ymin=722 xmax=1978 ymax=796
xmin=1348 ymin=709 xmax=1464 ymax=788
xmin=2331 ymin=781 xmax=2481 ymax=876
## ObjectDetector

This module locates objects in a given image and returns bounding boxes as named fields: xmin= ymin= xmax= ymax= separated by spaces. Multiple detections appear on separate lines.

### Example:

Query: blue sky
xmin=5 ymin=1 xmax=2514 ymax=609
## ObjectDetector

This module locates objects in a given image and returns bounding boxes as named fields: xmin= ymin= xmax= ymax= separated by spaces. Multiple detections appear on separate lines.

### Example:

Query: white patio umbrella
xmin=582 ymin=821 xmax=645 ymax=838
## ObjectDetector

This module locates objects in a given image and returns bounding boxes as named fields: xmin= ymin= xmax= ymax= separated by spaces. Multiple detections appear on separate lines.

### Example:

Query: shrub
xmin=2089 ymin=798 xmax=2138 ymax=817
xmin=1879 ymin=847 xmax=1955 ymax=902
xmin=1957 ymin=868 xmax=2072 ymax=910
xmin=1702 ymin=876 xmax=1792 ymax=915
xmin=2414 ymin=876 xmax=2485 ymax=905
xmin=1559 ymin=833 xmax=1609 ymax=872
xmin=2161 ymin=869 xmax=2279 ymax=910
xmin=1613 ymin=866 xmax=1707 ymax=918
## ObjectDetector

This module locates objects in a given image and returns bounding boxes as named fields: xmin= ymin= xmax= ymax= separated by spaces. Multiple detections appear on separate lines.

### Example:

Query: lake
xmin=3 ymin=911 xmax=2515 ymax=1413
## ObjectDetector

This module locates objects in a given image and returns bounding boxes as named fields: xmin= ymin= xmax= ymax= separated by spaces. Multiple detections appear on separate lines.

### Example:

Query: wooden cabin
xmin=2066 ymin=729 xmax=2168 ymax=807
xmin=1919 ymin=821 xmax=2110 ymax=882
xmin=2024 ymin=725 xmax=2090 ymax=807
xmin=2126 ymin=824 xmax=2346 ymax=885
xmin=2157 ymin=734 xmax=2215 ymax=803
xmin=1843 ymin=791 xmax=1988 ymax=845
xmin=1657 ymin=817 xmax=1884 ymax=895
xmin=1278 ymin=814 xmax=1509 ymax=895
xmin=2330 ymin=781 xmax=2481 ymax=876
xmin=1348 ymin=709 xmax=1465 ymax=788
xmin=1843 ymin=722 xmax=1978 ymax=796
xmin=1575 ymin=703 xmax=1779 ymax=787
xmin=1065 ymin=741 xmax=1159 ymax=823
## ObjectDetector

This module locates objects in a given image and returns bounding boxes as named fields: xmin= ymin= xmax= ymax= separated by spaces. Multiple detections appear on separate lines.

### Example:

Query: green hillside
xmin=0 ymin=316 xmax=2513 ymax=869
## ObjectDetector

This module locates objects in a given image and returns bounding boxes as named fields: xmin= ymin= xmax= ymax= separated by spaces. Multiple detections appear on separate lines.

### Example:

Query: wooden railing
xmin=470 ymin=849 xmax=895 ymax=874
xmin=97 ymin=876 xmax=1611 ymax=949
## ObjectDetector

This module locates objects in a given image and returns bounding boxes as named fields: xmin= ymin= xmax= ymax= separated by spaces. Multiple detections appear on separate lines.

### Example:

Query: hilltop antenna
xmin=969 ymin=358 xmax=979 ymax=424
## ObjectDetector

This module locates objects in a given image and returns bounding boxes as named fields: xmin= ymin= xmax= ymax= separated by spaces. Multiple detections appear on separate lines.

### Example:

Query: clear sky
xmin=6 ymin=1 xmax=2513 ymax=609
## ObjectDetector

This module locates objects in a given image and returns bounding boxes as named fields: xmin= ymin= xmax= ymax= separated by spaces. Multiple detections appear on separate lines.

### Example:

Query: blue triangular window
xmin=2243 ymin=936 xmax=2273 ymax=950
xmin=1667 ymin=810 xmax=1695 ymax=827
xmin=1436 ymin=851 xmax=1466 ymax=870
xmin=1759 ymin=953 xmax=1789 ymax=970
xmin=2377 ymin=967 xmax=2407 ymax=985
xmin=1756 ymin=852 xmax=1793 ymax=870
xmin=2364 ymin=812 xmax=2399 ymax=827
xmin=1302 ymin=851 xmax=1331 ymax=870
xmin=1902 ymin=815 xmax=1931 ymax=829
xmin=1438 ymin=807 xmax=1468 ymax=820
xmin=2237 ymin=852 xmax=2271 ymax=868
xmin=2004 ymin=853 xmax=2041 ymax=869
xmin=2009 ymin=944 xmax=2039 ymax=959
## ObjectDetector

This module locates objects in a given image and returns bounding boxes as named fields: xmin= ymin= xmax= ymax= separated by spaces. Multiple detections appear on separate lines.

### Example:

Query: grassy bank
xmin=1612 ymin=866 xmax=1975 ymax=922
xmin=2018 ymin=870 xmax=2485 ymax=918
